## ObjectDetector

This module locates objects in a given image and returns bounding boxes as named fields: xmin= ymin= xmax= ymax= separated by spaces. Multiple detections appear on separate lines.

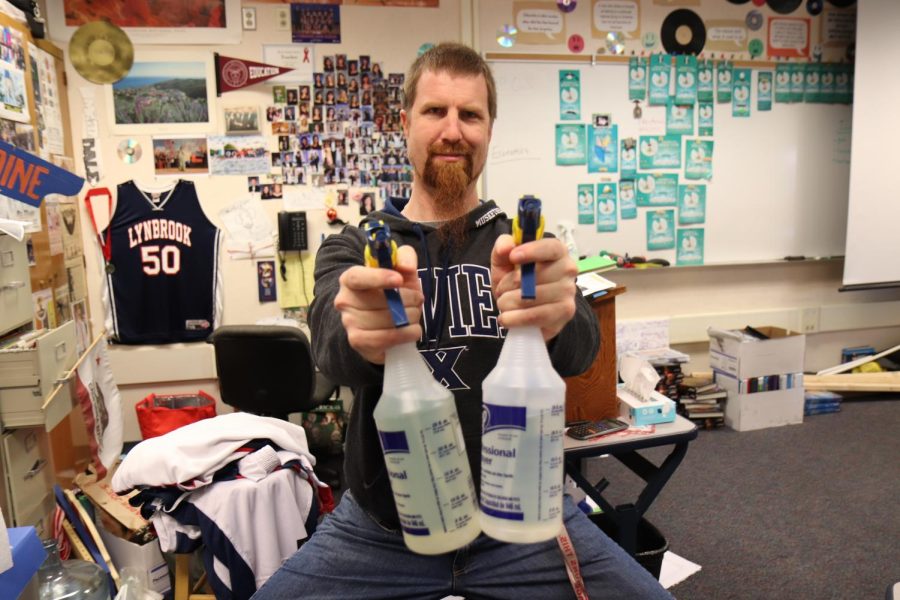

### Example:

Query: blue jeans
xmin=253 ymin=492 xmax=672 ymax=600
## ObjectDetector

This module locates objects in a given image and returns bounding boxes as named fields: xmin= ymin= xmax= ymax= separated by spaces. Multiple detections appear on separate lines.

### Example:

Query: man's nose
xmin=440 ymin=112 xmax=463 ymax=143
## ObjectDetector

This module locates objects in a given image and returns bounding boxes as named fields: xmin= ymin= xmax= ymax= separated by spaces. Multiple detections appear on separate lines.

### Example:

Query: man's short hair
xmin=402 ymin=42 xmax=497 ymax=122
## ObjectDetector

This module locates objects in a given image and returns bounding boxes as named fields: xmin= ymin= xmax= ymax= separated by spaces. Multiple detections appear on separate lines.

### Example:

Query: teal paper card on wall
xmin=804 ymin=63 xmax=822 ymax=103
xmin=678 ymin=184 xmax=706 ymax=224
xmin=790 ymin=63 xmax=805 ymax=103
xmin=620 ymin=137 xmax=637 ymax=179
xmin=698 ymin=102 xmax=713 ymax=136
xmin=674 ymin=55 xmax=698 ymax=106
xmin=577 ymin=183 xmax=595 ymax=224
xmin=620 ymin=179 xmax=637 ymax=219
xmin=676 ymin=228 xmax=705 ymax=265
xmin=640 ymin=135 xmax=682 ymax=170
xmin=732 ymin=68 xmax=751 ymax=118
xmin=588 ymin=125 xmax=618 ymax=173
xmin=775 ymin=64 xmax=791 ymax=103
xmin=820 ymin=65 xmax=836 ymax=104
xmin=758 ymin=71 xmax=773 ymax=111
xmin=716 ymin=61 xmax=733 ymax=104
xmin=636 ymin=173 xmax=678 ymax=206
xmin=697 ymin=59 xmax=714 ymax=103
xmin=647 ymin=209 xmax=676 ymax=250
xmin=559 ymin=70 xmax=581 ymax=120
xmin=835 ymin=64 xmax=852 ymax=104
xmin=629 ymin=56 xmax=648 ymax=101
xmin=666 ymin=102 xmax=694 ymax=136
xmin=649 ymin=54 xmax=672 ymax=106
xmin=596 ymin=183 xmax=618 ymax=232
xmin=684 ymin=139 xmax=714 ymax=180
xmin=555 ymin=124 xmax=586 ymax=165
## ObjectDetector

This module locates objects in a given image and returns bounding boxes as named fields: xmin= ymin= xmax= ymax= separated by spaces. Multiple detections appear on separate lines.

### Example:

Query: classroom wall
xmin=53 ymin=1 xmax=899 ymax=441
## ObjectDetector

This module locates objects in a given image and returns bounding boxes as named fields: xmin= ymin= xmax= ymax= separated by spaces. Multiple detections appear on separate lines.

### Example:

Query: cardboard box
xmin=97 ymin=523 xmax=171 ymax=596
xmin=709 ymin=327 xmax=805 ymax=431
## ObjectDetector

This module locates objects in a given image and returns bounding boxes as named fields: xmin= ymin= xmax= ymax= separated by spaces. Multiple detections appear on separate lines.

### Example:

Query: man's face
xmin=401 ymin=69 xmax=492 ymax=218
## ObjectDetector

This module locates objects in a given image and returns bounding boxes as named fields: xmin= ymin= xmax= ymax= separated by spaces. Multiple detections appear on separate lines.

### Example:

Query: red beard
xmin=422 ymin=142 xmax=474 ymax=220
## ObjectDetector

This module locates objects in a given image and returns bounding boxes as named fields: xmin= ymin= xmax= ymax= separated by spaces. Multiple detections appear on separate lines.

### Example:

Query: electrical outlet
xmin=275 ymin=7 xmax=290 ymax=31
xmin=801 ymin=307 xmax=820 ymax=333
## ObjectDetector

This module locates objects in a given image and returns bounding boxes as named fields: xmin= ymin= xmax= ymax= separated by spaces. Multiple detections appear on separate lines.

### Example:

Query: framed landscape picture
xmin=46 ymin=0 xmax=241 ymax=44
xmin=106 ymin=53 xmax=216 ymax=135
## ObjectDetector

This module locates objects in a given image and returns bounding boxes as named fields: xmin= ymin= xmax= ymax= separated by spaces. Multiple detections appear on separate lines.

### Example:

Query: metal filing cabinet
xmin=0 ymin=426 xmax=54 ymax=535
xmin=0 ymin=234 xmax=33 ymax=334
xmin=0 ymin=320 xmax=76 ymax=431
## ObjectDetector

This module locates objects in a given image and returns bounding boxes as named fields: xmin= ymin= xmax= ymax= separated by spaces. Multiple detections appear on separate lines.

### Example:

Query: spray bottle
xmin=367 ymin=221 xmax=481 ymax=554
xmin=479 ymin=196 xmax=567 ymax=543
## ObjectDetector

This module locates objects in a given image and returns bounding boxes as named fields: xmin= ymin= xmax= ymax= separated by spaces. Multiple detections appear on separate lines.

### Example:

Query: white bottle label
xmin=378 ymin=408 xmax=476 ymax=537
xmin=480 ymin=402 xmax=565 ymax=522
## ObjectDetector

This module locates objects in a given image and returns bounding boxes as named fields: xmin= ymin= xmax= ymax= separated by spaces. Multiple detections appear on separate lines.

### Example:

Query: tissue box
xmin=0 ymin=527 xmax=46 ymax=600
xmin=616 ymin=385 xmax=677 ymax=426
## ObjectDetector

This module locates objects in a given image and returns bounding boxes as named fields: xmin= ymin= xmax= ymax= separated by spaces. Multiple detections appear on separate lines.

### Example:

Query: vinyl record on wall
xmin=661 ymin=9 xmax=706 ymax=56
xmin=806 ymin=0 xmax=824 ymax=15
xmin=766 ymin=0 xmax=803 ymax=14
xmin=746 ymin=10 xmax=764 ymax=31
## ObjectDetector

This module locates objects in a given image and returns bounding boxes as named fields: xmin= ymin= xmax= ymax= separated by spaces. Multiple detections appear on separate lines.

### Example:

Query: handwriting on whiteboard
xmin=489 ymin=146 xmax=541 ymax=165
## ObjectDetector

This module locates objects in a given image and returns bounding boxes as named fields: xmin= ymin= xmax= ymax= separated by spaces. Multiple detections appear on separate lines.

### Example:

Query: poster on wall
xmin=208 ymin=135 xmax=268 ymax=175
xmin=28 ymin=43 xmax=65 ymax=156
xmin=263 ymin=45 xmax=315 ymax=84
xmin=45 ymin=0 xmax=242 ymax=44
xmin=106 ymin=53 xmax=217 ymax=135
xmin=292 ymin=3 xmax=342 ymax=44
xmin=0 ymin=26 xmax=29 ymax=123
xmin=152 ymin=137 xmax=209 ymax=176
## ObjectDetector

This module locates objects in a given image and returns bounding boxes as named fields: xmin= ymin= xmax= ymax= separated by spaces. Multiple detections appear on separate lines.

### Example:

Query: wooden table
xmin=564 ymin=285 xmax=626 ymax=423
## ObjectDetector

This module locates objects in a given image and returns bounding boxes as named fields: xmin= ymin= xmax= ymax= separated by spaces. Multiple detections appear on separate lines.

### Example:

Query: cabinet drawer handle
xmin=1 ymin=280 xmax=25 ymax=291
xmin=24 ymin=458 xmax=47 ymax=480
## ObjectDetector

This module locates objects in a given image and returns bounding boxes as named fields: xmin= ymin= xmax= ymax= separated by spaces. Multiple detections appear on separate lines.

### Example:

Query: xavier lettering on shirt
xmin=417 ymin=264 xmax=504 ymax=391
xmin=127 ymin=218 xmax=193 ymax=249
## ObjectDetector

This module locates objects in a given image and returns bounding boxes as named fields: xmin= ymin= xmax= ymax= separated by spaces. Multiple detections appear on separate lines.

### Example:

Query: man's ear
xmin=400 ymin=109 xmax=409 ymax=138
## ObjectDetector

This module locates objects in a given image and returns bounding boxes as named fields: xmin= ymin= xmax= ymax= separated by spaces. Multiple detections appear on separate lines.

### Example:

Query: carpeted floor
xmin=584 ymin=397 xmax=900 ymax=600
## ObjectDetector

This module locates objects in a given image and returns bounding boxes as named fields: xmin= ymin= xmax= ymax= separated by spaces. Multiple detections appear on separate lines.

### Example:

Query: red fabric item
xmin=135 ymin=391 xmax=217 ymax=439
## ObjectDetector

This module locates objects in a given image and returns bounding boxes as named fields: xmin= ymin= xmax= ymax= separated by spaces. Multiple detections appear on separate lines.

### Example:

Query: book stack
xmin=678 ymin=374 xmax=727 ymax=429
xmin=804 ymin=390 xmax=842 ymax=416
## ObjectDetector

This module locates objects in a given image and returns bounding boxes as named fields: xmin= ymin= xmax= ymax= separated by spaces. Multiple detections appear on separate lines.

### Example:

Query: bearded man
xmin=256 ymin=43 xmax=673 ymax=600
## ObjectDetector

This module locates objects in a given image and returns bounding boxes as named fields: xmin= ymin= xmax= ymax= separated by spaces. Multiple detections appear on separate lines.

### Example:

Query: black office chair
xmin=207 ymin=324 xmax=344 ymax=489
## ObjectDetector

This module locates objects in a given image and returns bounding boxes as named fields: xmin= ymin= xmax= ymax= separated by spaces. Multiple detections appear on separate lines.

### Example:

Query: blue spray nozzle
xmin=512 ymin=195 xmax=544 ymax=300
xmin=364 ymin=220 xmax=410 ymax=328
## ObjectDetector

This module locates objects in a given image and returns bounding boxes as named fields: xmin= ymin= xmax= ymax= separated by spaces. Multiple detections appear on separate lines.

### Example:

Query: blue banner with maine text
xmin=0 ymin=140 xmax=84 ymax=208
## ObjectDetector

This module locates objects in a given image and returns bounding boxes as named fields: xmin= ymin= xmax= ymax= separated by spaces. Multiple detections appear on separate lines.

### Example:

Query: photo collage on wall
xmin=262 ymin=52 xmax=412 ymax=208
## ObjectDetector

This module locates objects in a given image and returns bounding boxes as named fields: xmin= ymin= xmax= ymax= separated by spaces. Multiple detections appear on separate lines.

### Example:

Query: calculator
xmin=566 ymin=418 xmax=628 ymax=440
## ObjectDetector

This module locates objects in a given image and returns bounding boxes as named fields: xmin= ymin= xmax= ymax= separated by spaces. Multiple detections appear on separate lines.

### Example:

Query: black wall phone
xmin=278 ymin=211 xmax=308 ymax=251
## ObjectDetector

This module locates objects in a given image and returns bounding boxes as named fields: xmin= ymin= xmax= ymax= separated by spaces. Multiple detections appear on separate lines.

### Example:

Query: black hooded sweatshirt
xmin=308 ymin=197 xmax=600 ymax=529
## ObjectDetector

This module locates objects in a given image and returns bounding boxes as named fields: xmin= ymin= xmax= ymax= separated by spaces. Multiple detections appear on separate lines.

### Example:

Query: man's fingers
xmin=339 ymin=264 xmax=403 ymax=291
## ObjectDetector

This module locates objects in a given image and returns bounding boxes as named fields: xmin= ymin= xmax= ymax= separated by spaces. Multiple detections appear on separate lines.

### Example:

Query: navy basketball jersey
xmin=103 ymin=180 xmax=222 ymax=344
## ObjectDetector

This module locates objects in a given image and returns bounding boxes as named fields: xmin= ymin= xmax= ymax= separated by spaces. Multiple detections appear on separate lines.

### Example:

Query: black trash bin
xmin=587 ymin=512 xmax=669 ymax=580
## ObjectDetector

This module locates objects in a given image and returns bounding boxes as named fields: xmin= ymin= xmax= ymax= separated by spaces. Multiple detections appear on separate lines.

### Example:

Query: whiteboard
xmin=484 ymin=60 xmax=853 ymax=266
xmin=843 ymin=2 xmax=900 ymax=288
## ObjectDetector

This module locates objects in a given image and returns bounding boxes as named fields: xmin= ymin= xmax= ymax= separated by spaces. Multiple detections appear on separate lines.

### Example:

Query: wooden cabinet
xmin=564 ymin=286 xmax=626 ymax=422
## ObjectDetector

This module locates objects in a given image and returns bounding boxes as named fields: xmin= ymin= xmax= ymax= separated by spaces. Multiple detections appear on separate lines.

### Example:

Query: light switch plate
xmin=275 ymin=7 xmax=290 ymax=31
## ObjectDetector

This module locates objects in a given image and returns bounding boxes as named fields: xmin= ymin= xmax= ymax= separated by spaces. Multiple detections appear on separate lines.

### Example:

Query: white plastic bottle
xmin=374 ymin=341 xmax=481 ymax=554
xmin=479 ymin=325 xmax=567 ymax=543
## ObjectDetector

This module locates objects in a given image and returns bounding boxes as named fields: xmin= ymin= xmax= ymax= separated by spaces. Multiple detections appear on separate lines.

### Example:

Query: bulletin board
xmin=483 ymin=60 xmax=853 ymax=266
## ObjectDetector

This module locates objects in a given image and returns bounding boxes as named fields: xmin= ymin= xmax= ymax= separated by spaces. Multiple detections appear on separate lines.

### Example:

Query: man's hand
xmin=334 ymin=244 xmax=423 ymax=364
xmin=491 ymin=234 xmax=578 ymax=342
